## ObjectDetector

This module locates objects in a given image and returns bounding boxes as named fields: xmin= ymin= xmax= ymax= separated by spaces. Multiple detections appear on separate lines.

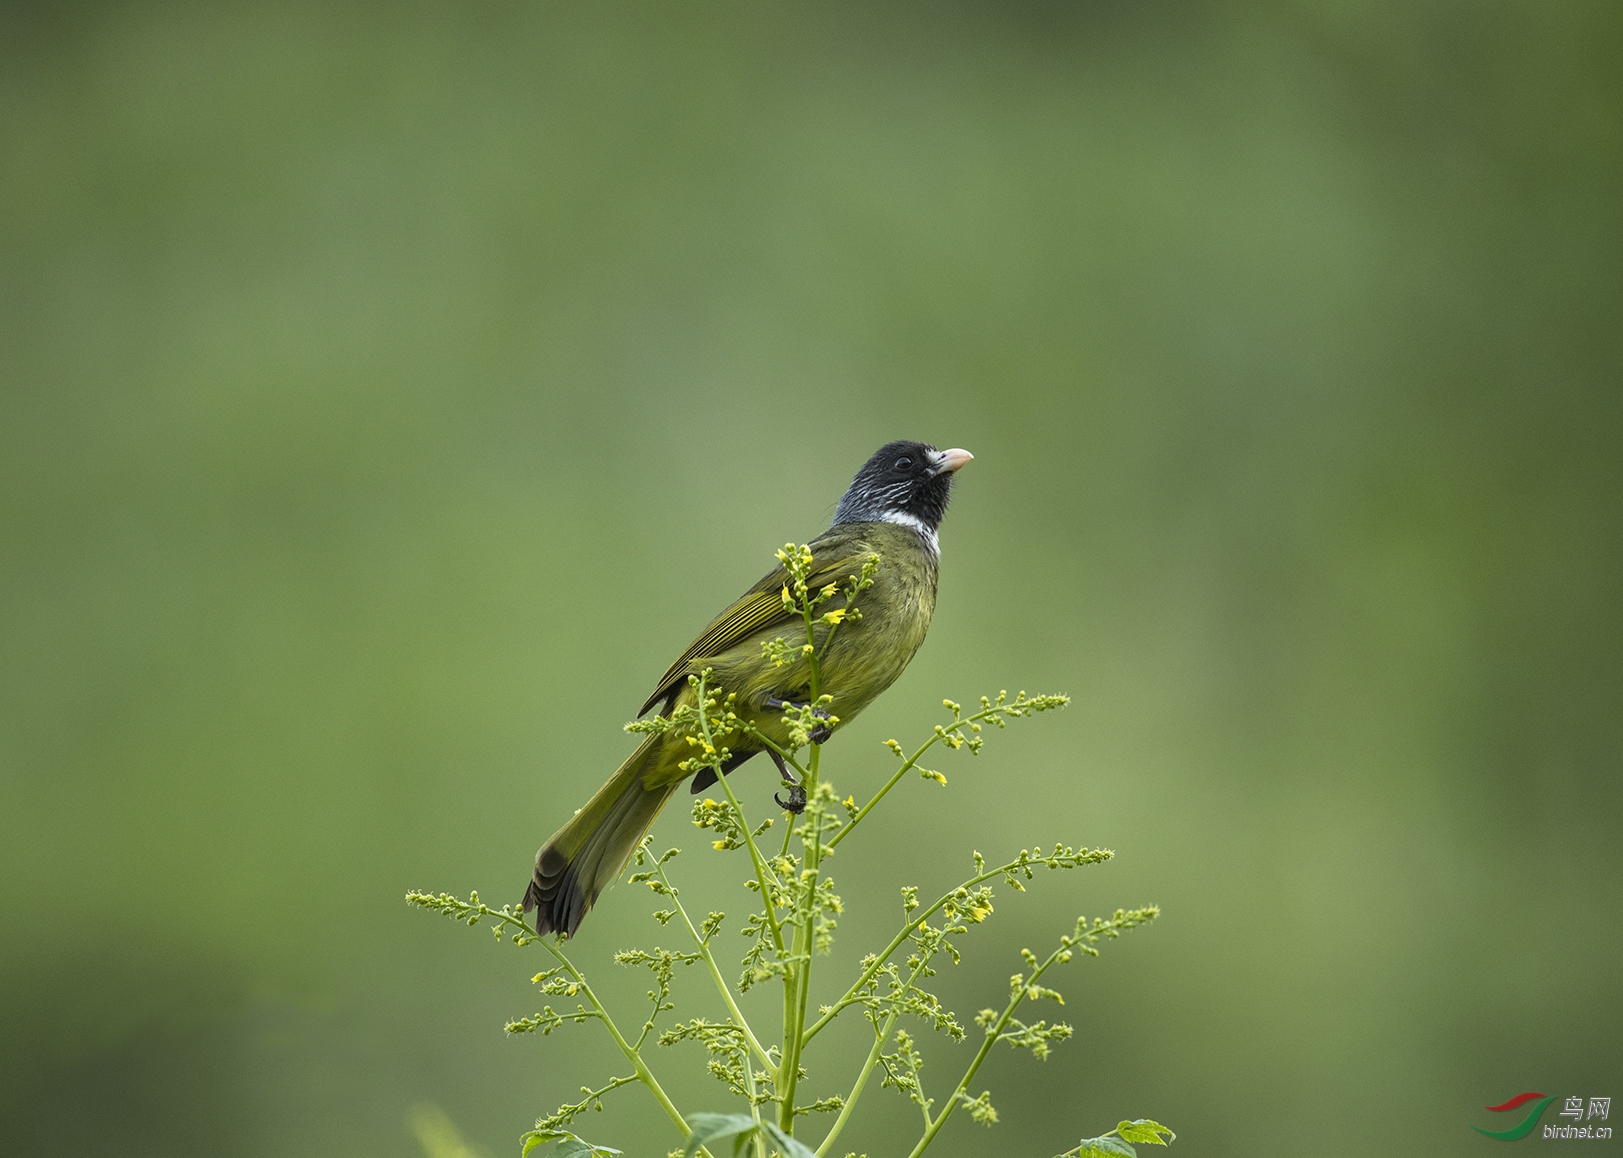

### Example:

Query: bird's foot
xmin=767 ymin=749 xmax=808 ymax=814
xmin=764 ymin=696 xmax=834 ymax=745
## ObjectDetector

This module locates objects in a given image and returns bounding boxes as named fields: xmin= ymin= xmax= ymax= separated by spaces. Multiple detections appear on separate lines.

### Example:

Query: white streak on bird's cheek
xmin=877 ymin=510 xmax=940 ymax=558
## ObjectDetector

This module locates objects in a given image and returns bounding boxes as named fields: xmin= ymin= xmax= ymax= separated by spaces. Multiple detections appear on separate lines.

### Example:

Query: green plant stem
xmin=700 ymin=691 xmax=788 ymax=959
xmin=775 ymin=599 xmax=827 ymax=1134
xmin=775 ymin=740 xmax=820 ymax=1131
xmin=536 ymin=937 xmax=710 ymax=1155
xmin=738 ymin=1032 xmax=769 ymax=1158
xmin=732 ymin=725 xmax=808 ymax=782
xmin=573 ymin=1073 xmax=641 ymax=1115
xmin=828 ymin=704 xmax=1009 ymax=852
xmin=801 ymin=857 xmax=1027 ymax=1046
xmin=650 ymin=860 xmax=776 ymax=1074
xmin=698 ymin=676 xmax=800 ymax=1123
xmin=909 ymin=1052 xmax=931 ymax=1128
xmin=902 ymin=939 xmax=1071 ymax=1158
xmin=779 ymin=960 xmax=799 ymax=1122
xmin=814 ymin=1027 xmax=884 ymax=1158
xmin=814 ymin=952 xmax=932 ymax=1157
xmin=712 ymin=767 xmax=785 ymax=953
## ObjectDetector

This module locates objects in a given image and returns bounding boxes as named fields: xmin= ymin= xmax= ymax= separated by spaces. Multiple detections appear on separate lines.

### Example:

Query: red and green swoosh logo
xmin=1472 ymin=1092 xmax=1556 ymax=1140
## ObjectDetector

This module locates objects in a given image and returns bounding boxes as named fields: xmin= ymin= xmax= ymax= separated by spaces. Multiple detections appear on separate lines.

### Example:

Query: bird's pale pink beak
xmin=935 ymin=448 xmax=974 ymax=474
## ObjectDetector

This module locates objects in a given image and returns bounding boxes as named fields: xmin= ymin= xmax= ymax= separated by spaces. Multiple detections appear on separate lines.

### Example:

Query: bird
xmin=522 ymin=440 xmax=973 ymax=937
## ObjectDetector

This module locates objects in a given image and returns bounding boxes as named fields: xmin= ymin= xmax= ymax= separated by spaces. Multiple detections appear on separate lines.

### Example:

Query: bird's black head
xmin=832 ymin=440 xmax=974 ymax=535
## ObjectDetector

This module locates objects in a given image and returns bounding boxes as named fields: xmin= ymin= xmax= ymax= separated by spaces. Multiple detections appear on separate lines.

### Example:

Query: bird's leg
xmin=767 ymin=748 xmax=799 ymax=785
xmin=763 ymin=695 xmax=833 ymax=745
xmin=767 ymin=748 xmax=806 ymax=814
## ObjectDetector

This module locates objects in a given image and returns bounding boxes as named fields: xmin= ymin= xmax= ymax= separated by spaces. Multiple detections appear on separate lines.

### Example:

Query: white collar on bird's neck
xmin=877 ymin=510 xmax=940 ymax=559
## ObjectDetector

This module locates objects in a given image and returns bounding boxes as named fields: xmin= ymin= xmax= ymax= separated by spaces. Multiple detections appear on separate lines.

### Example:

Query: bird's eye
xmin=893 ymin=457 xmax=913 ymax=471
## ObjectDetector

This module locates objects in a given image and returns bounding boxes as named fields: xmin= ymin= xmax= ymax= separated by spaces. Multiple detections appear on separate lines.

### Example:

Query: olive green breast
xmin=814 ymin=520 xmax=938 ymax=721
xmin=702 ymin=521 xmax=937 ymax=739
xmin=641 ymin=521 xmax=939 ymax=786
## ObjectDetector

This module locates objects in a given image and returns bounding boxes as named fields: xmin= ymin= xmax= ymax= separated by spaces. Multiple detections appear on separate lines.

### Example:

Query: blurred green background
xmin=3 ymin=2 xmax=1620 ymax=1155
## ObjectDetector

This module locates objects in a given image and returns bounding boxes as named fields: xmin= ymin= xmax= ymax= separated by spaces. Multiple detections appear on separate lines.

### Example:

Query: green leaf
xmin=760 ymin=1122 xmax=819 ymax=1158
xmin=520 ymin=1135 xmax=622 ymax=1158
xmin=1117 ymin=1120 xmax=1175 ymax=1146
xmin=555 ymin=1142 xmax=622 ymax=1158
xmin=521 ymin=1131 xmax=566 ymax=1157
xmin=1077 ymin=1137 xmax=1136 ymax=1158
xmin=682 ymin=1114 xmax=759 ymax=1158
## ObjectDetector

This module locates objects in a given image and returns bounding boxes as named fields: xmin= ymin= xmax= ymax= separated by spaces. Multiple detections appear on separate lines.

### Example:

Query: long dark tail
xmin=522 ymin=736 xmax=677 ymax=937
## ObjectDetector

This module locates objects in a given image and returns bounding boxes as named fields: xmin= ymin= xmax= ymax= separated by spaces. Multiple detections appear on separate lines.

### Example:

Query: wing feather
xmin=638 ymin=528 xmax=873 ymax=716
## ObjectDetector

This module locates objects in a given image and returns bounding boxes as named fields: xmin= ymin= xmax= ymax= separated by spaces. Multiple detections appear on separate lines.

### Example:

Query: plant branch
xmin=776 ymin=740 xmax=821 ymax=1131
xmin=774 ymin=549 xmax=830 ymax=1135
xmin=813 ymin=1022 xmax=886 ymax=1158
xmin=829 ymin=696 xmax=1064 ymax=852
xmin=695 ymin=677 xmax=789 ymax=958
xmin=535 ymin=937 xmax=707 ymax=1153
xmin=902 ymin=940 xmax=1066 ymax=1158
xmin=902 ymin=906 xmax=1157 ymax=1158
xmin=801 ymin=846 xmax=1111 ymax=1046
xmin=815 ymin=947 xmax=935 ymax=1158
xmin=650 ymin=857 xmax=776 ymax=1074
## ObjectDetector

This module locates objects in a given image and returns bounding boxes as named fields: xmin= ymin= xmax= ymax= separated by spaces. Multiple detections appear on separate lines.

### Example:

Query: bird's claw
xmin=766 ymin=748 xmax=807 ymax=813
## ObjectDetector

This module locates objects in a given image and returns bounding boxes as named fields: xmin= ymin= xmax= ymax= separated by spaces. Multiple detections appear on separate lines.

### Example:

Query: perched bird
xmin=522 ymin=440 xmax=973 ymax=937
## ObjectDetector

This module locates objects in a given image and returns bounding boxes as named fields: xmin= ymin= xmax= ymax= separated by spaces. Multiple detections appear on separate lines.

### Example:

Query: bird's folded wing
xmin=638 ymin=527 xmax=873 ymax=717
